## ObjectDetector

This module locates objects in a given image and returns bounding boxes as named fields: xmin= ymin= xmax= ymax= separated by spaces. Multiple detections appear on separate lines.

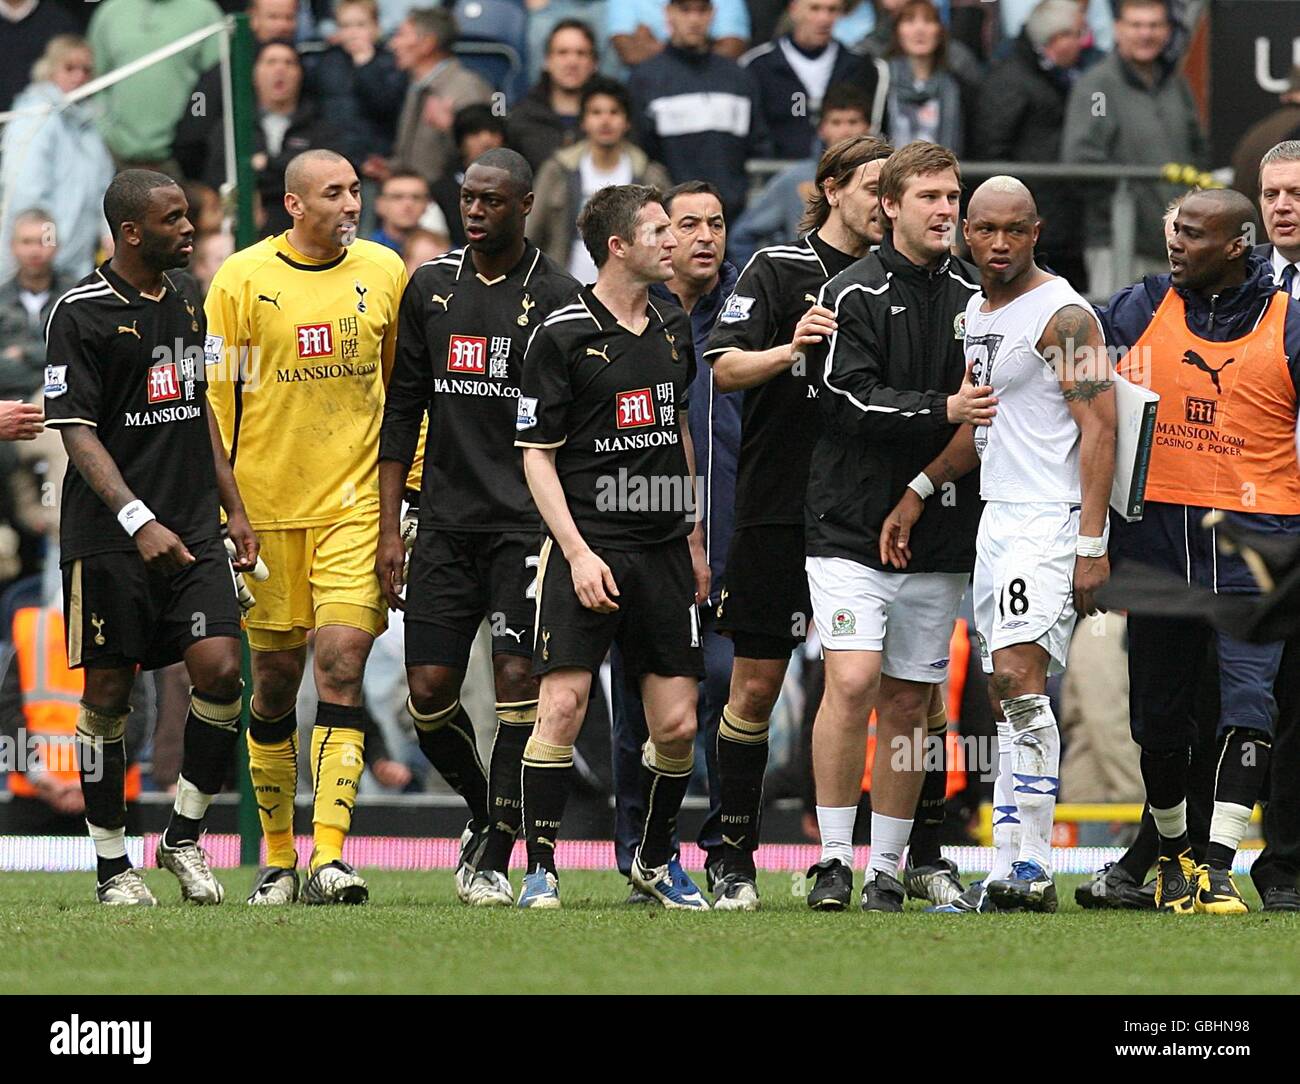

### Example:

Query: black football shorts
xmin=715 ymin=524 xmax=811 ymax=658
xmin=404 ymin=529 xmax=540 ymax=669
xmin=533 ymin=536 xmax=704 ymax=682
xmin=62 ymin=535 xmax=241 ymax=671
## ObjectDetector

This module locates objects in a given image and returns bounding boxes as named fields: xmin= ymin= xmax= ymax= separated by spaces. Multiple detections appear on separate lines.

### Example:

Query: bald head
xmin=285 ymin=149 xmax=352 ymax=197
xmin=1180 ymin=187 xmax=1257 ymax=242
xmin=963 ymin=175 xmax=1044 ymax=288
xmin=968 ymin=175 xmax=1038 ymax=220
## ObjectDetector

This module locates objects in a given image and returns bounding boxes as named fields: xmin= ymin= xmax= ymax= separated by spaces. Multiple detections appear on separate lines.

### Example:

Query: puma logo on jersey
xmin=891 ymin=305 xmax=907 ymax=315
xmin=257 ymin=292 xmax=281 ymax=309
xmin=1181 ymin=349 xmax=1236 ymax=394
xmin=803 ymin=294 xmax=817 ymax=304
xmin=256 ymin=802 xmax=280 ymax=816
xmin=586 ymin=345 xmax=612 ymax=364
xmin=117 ymin=321 xmax=140 ymax=339
xmin=431 ymin=293 xmax=453 ymax=310
xmin=501 ymin=627 xmax=526 ymax=643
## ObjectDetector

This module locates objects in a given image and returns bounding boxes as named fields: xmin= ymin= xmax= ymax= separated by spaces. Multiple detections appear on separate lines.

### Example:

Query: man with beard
xmin=377 ymin=148 xmax=579 ymax=906
xmin=699 ymin=135 xmax=891 ymax=910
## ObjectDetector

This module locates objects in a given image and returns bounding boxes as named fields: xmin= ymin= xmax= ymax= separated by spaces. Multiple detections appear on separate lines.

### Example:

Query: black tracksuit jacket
xmin=805 ymin=233 xmax=983 ymax=573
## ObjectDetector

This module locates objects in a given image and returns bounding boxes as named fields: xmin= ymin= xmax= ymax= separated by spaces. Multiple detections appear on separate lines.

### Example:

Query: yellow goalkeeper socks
xmin=308 ymin=702 xmax=367 ymax=871
xmin=247 ymin=704 xmax=299 ymax=870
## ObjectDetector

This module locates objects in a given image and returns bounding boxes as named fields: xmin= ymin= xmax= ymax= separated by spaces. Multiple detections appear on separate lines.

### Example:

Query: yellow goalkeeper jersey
xmin=205 ymin=232 xmax=410 ymax=529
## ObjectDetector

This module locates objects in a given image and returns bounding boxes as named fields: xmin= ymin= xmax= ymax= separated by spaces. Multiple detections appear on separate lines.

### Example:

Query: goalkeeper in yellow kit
xmin=205 ymin=149 xmax=407 ymax=904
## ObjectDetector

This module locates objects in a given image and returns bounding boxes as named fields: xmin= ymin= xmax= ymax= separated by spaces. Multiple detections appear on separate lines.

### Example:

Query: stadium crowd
xmin=1 ymin=0 xmax=1299 ymax=913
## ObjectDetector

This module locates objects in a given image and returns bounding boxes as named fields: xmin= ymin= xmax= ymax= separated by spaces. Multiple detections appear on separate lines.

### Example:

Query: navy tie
xmin=1282 ymin=262 xmax=1297 ymax=298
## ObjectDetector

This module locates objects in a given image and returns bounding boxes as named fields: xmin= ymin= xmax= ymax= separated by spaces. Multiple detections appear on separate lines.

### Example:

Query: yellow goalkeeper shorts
xmin=246 ymin=501 xmax=386 ymax=651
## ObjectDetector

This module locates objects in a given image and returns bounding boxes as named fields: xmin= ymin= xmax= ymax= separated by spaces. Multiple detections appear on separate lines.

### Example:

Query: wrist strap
xmin=907 ymin=472 xmax=935 ymax=501
xmin=1075 ymin=535 xmax=1106 ymax=558
xmin=118 ymin=499 xmax=156 ymax=538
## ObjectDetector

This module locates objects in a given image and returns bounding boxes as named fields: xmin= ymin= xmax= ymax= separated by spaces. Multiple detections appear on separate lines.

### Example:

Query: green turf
xmin=3 ymin=869 xmax=1295 ymax=994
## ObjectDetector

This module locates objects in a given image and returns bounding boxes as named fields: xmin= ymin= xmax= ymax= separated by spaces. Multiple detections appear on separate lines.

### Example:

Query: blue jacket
xmin=627 ymin=44 xmax=770 ymax=219
xmin=652 ymin=260 xmax=742 ymax=604
xmin=1097 ymin=254 xmax=1300 ymax=593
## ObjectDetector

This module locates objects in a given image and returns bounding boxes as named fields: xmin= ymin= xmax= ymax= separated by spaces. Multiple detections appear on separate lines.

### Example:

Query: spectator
xmin=741 ymin=0 xmax=887 ymax=160
xmin=507 ymin=19 xmax=599 ymax=172
xmin=1062 ymin=0 xmax=1208 ymax=295
xmin=1232 ymin=67 xmax=1300 ymax=208
xmin=0 ymin=0 xmax=79 ymax=113
xmin=1255 ymin=141 xmax=1300 ymax=301
xmin=882 ymin=0 xmax=963 ymax=154
xmin=528 ymin=76 xmax=671 ymax=280
xmin=729 ymin=81 xmax=873 ymax=262
xmin=173 ymin=0 xmax=303 ymax=181
xmin=0 ymin=210 xmax=70 ymax=401
xmin=610 ymin=0 xmax=750 ymax=66
xmin=371 ymin=170 xmax=433 ymax=250
xmin=428 ymin=104 xmax=504 ymax=248
xmin=974 ymin=0 xmax=1089 ymax=289
xmin=191 ymin=230 xmax=233 ymax=297
xmin=400 ymin=226 xmax=449 ymax=275
xmin=858 ymin=0 xmax=982 ymax=89
xmin=304 ymin=0 xmax=407 ymax=167
xmin=204 ymin=40 xmax=344 ymax=236
xmin=523 ymin=0 xmax=612 ymax=87
xmin=86 ymin=0 xmax=224 ymax=171
xmin=998 ymin=0 xmax=1112 ymax=55
xmin=0 ymin=35 xmax=113 ymax=282
xmin=385 ymin=7 xmax=493 ymax=187
xmin=627 ymin=0 xmax=769 ymax=219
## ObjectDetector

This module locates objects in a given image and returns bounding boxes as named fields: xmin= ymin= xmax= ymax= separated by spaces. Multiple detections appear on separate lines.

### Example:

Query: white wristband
xmin=118 ymin=499 xmax=156 ymax=537
xmin=907 ymin=472 xmax=935 ymax=501
xmin=1075 ymin=535 xmax=1106 ymax=558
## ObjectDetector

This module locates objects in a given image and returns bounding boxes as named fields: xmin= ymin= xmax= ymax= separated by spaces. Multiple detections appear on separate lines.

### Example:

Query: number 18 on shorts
xmin=973 ymin=501 xmax=1097 ymax=677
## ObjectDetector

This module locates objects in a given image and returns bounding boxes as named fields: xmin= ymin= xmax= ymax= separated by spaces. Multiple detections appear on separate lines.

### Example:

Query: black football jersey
xmin=380 ymin=243 xmax=579 ymax=531
xmin=44 ymin=265 xmax=220 ymax=561
xmin=702 ymin=230 xmax=858 ymax=530
xmin=515 ymin=286 xmax=696 ymax=550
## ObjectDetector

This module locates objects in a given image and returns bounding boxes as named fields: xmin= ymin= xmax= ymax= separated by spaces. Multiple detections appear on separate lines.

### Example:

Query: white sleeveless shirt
xmin=963 ymin=275 xmax=1104 ymax=504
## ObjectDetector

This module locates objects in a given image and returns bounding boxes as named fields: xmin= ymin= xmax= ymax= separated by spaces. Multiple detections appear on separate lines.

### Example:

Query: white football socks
xmin=989 ymin=720 xmax=1020 ymax=883
xmin=816 ymin=805 xmax=857 ymax=868
xmin=867 ymin=812 xmax=912 ymax=878
xmin=1003 ymin=694 xmax=1060 ymax=876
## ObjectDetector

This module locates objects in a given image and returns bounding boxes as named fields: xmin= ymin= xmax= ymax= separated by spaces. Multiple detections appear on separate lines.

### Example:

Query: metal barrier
xmin=747 ymin=159 xmax=1174 ymax=296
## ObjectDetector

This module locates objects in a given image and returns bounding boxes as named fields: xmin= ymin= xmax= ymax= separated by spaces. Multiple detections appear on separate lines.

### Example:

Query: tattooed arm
xmin=1038 ymin=304 xmax=1117 ymax=614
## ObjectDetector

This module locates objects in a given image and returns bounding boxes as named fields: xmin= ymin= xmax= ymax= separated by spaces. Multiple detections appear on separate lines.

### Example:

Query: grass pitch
xmin=4 ymin=869 xmax=1295 ymax=995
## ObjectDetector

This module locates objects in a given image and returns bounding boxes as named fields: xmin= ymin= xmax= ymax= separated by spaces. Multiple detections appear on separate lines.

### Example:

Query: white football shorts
xmin=806 ymin=556 xmax=967 ymax=683
xmin=973 ymin=501 xmax=1102 ymax=675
